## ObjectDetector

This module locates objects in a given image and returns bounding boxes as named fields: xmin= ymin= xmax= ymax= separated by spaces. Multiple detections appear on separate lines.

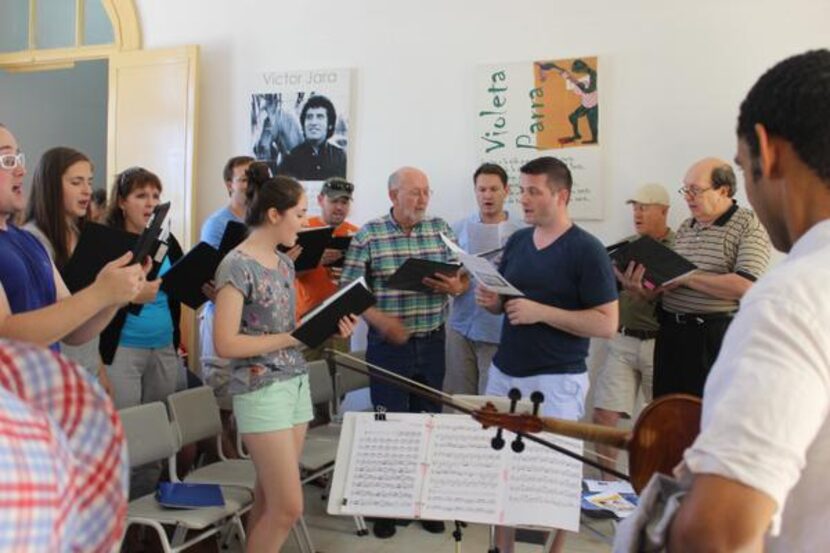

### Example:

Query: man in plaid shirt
xmin=340 ymin=167 xmax=468 ymax=537
xmin=0 ymin=339 xmax=128 ymax=552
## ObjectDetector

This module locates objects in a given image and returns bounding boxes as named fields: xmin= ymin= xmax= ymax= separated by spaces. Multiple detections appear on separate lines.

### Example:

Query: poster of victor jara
xmin=250 ymin=68 xmax=351 ymax=183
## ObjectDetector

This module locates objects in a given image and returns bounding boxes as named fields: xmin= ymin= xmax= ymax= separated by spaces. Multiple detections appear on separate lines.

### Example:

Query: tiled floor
xmin=277 ymin=485 xmax=614 ymax=553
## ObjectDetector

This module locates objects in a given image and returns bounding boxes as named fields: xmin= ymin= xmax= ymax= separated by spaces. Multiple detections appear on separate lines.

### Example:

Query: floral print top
xmin=212 ymin=249 xmax=306 ymax=395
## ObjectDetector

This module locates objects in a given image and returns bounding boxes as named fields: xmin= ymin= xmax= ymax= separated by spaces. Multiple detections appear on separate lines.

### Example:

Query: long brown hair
xmin=105 ymin=167 xmax=163 ymax=230
xmin=24 ymin=147 xmax=92 ymax=270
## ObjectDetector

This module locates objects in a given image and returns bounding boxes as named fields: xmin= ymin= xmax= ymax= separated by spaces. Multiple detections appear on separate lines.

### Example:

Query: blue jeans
xmin=366 ymin=326 xmax=446 ymax=413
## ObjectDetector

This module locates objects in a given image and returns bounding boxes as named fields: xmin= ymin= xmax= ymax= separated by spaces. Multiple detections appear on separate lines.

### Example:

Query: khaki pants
xmin=442 ymin=326 xmax=498 ymax=396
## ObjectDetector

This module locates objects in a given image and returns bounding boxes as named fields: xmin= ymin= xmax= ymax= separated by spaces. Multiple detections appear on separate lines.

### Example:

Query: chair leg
xmin=297 ymin=516 xmax=316 ymax=553
xmin=170 ymin=525 xmax=188 ymax=548
xmin=353 ymin=515 xmax=369 ymax=536
xmin=289 ymin=525 xmax=305 ymax=552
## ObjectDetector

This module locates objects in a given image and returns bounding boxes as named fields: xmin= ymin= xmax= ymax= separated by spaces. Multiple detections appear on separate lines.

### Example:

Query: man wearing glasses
xmin=0 ymin=123 xmax=145 ymax=351
xmin=624 ymin=158 xmax=771 ymax=398
xmin=295 ymin=177 xmax=358 ymax=359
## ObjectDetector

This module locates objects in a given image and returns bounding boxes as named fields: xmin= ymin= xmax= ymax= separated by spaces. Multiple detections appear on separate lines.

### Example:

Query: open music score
xmin=327 ymin=412 xmax=583 ymax=531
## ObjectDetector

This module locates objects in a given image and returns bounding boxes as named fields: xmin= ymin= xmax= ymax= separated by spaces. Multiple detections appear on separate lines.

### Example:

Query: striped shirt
xmin=663 ymin=202 xmax=770 ymax=314
xmin=340 ymin=211 xmax=457 ymax=335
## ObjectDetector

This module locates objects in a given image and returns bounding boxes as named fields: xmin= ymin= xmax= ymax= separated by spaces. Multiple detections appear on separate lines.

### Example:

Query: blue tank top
xmin=0 ymin=225 xmax=59 ymax=351
xmin=119 ymin=256 xmax=174 ymax=349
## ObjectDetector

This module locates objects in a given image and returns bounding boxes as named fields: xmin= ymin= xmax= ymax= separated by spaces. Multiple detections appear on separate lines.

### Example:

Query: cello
xmin=329 ymin=350 xmax=701 ymax=493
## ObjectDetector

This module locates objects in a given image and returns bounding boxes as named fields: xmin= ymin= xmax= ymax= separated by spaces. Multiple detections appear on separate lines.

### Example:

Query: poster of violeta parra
xmin=476 ymin=56 xmax=603 ymax=220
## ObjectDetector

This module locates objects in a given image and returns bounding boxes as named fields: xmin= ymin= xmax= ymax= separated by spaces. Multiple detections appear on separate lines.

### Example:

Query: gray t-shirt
xmin=213 ymin=249 xmax=306 ymax=395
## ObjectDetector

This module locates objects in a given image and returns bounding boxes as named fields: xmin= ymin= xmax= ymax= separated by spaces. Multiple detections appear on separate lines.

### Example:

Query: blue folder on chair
xmin=156 ymin=482 xmax=225 ymax=509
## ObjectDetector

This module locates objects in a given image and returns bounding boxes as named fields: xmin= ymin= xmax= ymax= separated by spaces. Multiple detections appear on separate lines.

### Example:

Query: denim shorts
xmin=232 ymin=374 xmax=313 ymax=434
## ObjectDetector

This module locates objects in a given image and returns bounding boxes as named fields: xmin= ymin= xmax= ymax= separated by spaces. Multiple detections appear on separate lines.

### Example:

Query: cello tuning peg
xmin=491 ymin=429 xmax=505 ymax=450
xmin=530 ymin=391 xmax=544 ymax=416
xmin=511 ymin=435 xmax=525 ymax=453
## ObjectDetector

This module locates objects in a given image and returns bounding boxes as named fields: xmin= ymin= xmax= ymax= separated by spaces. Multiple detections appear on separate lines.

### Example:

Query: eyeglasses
xmin=403 ymin=188 xmax=434 ymax=199
xmin=324 ymin=179 xmax=354 ymax=193
xmin=678 ymin=185 xmax=712 ymax=198
xmin=0 ymin=153 xmax=25 ymax=171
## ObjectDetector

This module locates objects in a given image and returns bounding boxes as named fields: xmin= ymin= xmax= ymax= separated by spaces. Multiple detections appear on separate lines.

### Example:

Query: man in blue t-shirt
xmin=477 ymin=156 xmax=618 ymax=553
xmin=0 ymin=124 xmax=146 ymax=350
xmin=198 ymin=155 xmax=253 ymax=391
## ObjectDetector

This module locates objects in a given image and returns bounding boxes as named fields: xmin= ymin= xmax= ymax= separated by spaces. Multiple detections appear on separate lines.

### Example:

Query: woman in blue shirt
xmin=100 ymin=167 xmax=183 ymax=410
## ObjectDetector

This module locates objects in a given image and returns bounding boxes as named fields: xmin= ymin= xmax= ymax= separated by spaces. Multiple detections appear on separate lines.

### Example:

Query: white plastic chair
xmin=167 ymin=386 xmax=315 ymax=553
xmin=119 ymin=401 xmax=249 ymax=553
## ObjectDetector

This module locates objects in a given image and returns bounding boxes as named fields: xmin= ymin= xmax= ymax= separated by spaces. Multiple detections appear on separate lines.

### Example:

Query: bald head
xmin=388 ymin=166 xmax=431 ymax=229
xmin=388 ymin=166 xmax=428 ymax=191
xmin=685 ymin=157 xmax=737 ymax=197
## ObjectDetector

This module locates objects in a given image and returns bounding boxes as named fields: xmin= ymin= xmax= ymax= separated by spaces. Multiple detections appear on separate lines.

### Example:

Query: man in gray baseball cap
xmin=591 ymin=182 xmax=673 ymax=478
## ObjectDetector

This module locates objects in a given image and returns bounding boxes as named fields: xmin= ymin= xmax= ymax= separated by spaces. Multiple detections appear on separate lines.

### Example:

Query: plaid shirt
xmin=341 ymin=211 xmax=457 ymax=335
xmin=0 ymin=339 xmax=128 ymax=552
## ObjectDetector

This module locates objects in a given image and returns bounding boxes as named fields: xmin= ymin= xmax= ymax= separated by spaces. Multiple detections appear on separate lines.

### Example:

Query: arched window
xmin=0 ymin=0 xmax=140 ymax=71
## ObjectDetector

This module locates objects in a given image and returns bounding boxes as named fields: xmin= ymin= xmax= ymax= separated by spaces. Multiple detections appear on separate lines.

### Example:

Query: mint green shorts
xmin=233 ymin=374 xmax=313 ymax=434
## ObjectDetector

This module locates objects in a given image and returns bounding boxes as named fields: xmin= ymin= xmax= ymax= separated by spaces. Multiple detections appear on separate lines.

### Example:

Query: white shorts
xmin=485 ymin=363 xmax=589 ymax=421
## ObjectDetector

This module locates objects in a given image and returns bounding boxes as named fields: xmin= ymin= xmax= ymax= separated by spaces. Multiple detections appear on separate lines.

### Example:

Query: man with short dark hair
xmin=442 ymin=162 xmax=521 ymax=397
xmin=278 ymin=94 xmax=346 ymax=181
xmin=657 ymin=48 xmax=830 ymax=552
xmin=477 ymin=156 xmax=618 ymax=553
xmin=198 ymin=155 xmax=253 ymax=397
xmin=646 ymin=158 xmax=771 ymax=398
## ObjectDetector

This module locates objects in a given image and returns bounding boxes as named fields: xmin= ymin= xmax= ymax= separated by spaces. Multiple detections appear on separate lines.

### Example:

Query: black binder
xmin=278 ymin=226 xmax=334 ymax=271
xmin=130 ymin=202 xmax=171 ymax=270
xmin=326 ymin=235 xmax=353 ymax=268
xmin=386 ymin=258 xmax=462 ymax=293
xmin=161 ymin=223 xmax=249 ymax=309
xmin=61 ymin=222 xmax=137 ymax=293
xmin=160 ymin=243 xmax=219 ymax=309
xmin=292 ymin=278 xmax=376 ymax=348
xmin=218 ymin=221 xmax=247 ymax=257
xmin=609 ymin=236 xmax=697 ymax=289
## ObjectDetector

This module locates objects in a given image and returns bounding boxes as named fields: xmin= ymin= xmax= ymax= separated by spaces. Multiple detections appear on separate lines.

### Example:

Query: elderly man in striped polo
xmin=652 ymin=158 xmax=771 ymax=397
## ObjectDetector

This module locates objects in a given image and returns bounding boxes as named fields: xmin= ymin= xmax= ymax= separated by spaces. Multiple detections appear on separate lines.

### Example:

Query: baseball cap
xmin=321 ymin=177 xmax=354 ymax=200
xmin=626 ymin=183 xmax=670 ymax=206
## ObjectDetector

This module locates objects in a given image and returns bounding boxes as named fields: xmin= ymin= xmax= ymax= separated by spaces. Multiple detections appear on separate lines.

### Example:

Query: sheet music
xmin=340 ymin=415 xmax=429 ymax=518
xmin=330 ymin=412 xmax=582 ymax=530
xmin=466 ymin=222 xmax=501 ymax=256
xmin=503 ymin=434 xmax=582 ymax=530
xmin=440 ymin=233 xmax=524 ymax=296
xmin=419 ymin=416 xmax=505 ymax=523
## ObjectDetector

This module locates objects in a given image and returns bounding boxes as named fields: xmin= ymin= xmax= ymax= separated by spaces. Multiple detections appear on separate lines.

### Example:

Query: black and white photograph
xmin=250 ymin=68 xmax=351 ymax=183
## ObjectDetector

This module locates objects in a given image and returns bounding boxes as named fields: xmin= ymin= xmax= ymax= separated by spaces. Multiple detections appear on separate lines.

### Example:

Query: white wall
xmin=134 ymin=0 xmax=830 ymax=244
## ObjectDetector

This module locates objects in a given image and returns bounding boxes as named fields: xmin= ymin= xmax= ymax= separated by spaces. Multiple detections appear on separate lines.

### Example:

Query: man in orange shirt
xmin=296 ymin=177 xmax=358 ymax=360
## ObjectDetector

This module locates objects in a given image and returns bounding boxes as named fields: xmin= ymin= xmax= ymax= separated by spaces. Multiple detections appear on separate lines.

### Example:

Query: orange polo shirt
xmin=295 ymin=216 xmax=358 ymax=319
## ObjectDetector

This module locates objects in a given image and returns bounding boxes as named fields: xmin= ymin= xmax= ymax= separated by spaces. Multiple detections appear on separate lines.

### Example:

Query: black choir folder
xmin=326 ymin=412 xmax=582 ymax=530
xmin=161 ymin=222 xmax=248 ymax=309
xmin=278 ymin=226 xmax=334 ymax=271
xmin=608 ymin=236 xmax=697 ymax=289
xmin=62 ymin=222 xmax=137 ymax=293
xmin=292 ymin=277 xmax=375 ymax=348
xmin=327 ymin=235 xmax=353 ymax=268
xmin=387 ymin=258 xmax=462 ymax=293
